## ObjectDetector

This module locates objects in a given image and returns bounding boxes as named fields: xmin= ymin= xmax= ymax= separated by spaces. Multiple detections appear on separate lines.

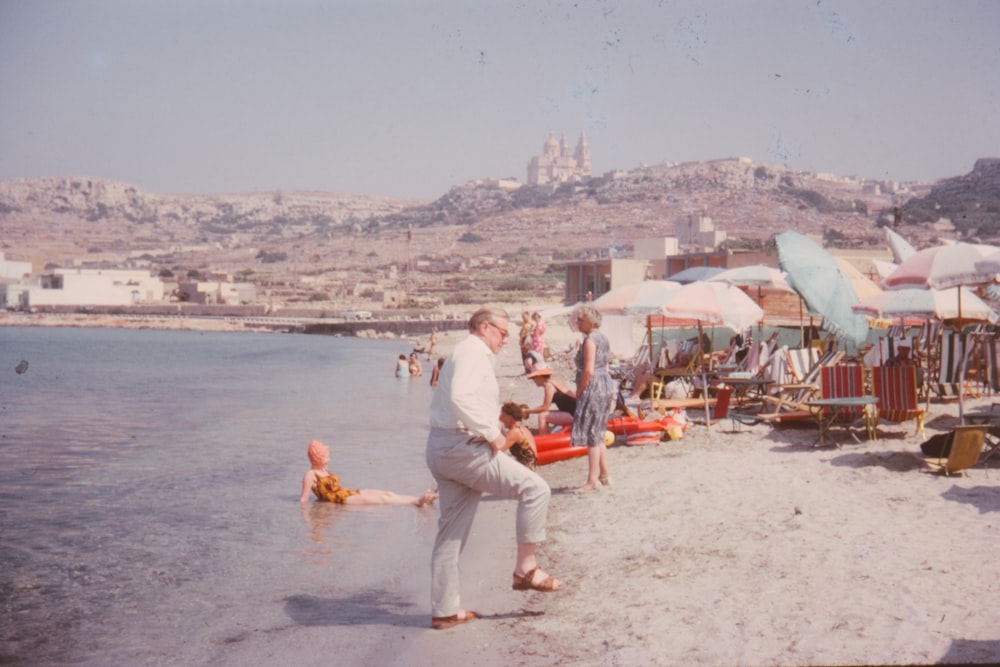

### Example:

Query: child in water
xmin=300 ymin=440 xmax=437 ymax=506
xmin=497 ymin=402 xmax=539 ymax=470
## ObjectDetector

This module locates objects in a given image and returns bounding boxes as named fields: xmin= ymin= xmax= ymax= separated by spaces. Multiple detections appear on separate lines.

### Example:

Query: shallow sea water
xmin=0 ymin=327 xmax=441 ymax=665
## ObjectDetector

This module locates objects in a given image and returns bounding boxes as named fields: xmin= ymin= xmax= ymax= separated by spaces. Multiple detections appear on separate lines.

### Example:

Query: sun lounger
xmin=924 ymin=425 xmax=986 ymax=476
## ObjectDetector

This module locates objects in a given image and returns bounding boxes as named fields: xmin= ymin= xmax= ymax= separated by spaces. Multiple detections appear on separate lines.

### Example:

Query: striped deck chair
xmin=758 ymin=349 xmax=845 ymax=422
xmin=819 ymin=364 xmax=870 ymax=430
xmin=986 ymin=333 xmax=1000 ymax=394
xmin=872 ymin=365 xmax=926 ymax=439
xmin=933 ymin=330 xmax=971 ymax=400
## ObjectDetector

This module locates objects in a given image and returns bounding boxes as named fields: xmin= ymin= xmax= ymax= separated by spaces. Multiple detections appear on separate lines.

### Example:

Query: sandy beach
xmin=389 ymin=316 xmax=1000 ymax=667
xmin=7 ymin=311 xmax=999 ymax=666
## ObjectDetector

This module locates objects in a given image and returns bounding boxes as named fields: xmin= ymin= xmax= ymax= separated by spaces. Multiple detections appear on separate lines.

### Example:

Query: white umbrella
xmin=883 ymin=242 xmax=1000 ymax=419
xmin=853 ymin=287 xmax=996 ymax=323
xmin=658 ymin=281 xmax=764 ymax=434
xmin=708 ymin=264 xmax=793 ymax=292
xmin=591 ymin=280 xmax=682 ymax=315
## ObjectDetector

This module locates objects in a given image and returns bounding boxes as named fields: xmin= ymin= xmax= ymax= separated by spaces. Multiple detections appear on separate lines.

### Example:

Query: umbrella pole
xmin=957 ymin=288 xmax=965 ymax=422
xmin=646 ymin=316 xmax=654 ymax=367
xmin=698 ymin=321 xmax=711 ymax=434
xmin=799 ymin=298 xmax=805 ymax=347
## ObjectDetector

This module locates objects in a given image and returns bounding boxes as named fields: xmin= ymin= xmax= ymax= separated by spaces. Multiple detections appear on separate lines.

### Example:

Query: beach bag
xmin=920 ymin=431 xmax=953 ymax=458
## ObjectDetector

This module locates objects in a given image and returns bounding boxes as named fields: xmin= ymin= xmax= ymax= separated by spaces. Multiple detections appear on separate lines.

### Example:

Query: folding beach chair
xmin=757 ymin=349 xmax=845 ymax=423
xmin=924 ymin=425 xmax=986 ymax=476
xmin=872 ymin=364 xmax=926 ymax=439
xmin=986 ymin=333 xmax=1000 ymax=394
xmin=817 ymin=363 xmax=874 ymax=438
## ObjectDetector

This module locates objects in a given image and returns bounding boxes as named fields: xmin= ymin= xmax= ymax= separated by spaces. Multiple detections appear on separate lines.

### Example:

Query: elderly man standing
xmin=426 ymin=307 xmax=563 ymax=630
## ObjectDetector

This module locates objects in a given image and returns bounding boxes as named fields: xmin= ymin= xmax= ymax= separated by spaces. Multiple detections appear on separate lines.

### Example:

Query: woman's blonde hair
xmin=572 ymin=304 xmax=602 ymax=328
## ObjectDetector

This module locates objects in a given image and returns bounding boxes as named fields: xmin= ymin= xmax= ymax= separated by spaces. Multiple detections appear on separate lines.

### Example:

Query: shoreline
xmin=7 ymin=312 xmax=1000 ymax=665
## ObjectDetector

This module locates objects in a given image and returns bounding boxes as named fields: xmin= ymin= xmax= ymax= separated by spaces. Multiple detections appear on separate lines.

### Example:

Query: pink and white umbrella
xmin=659 ymin=281 xmax=765 ymax=332
xmin=853 ymin=287 xmax=996 ymax=323
xmin=658 ymin=282 xmax=764 ymax=433
xmin=883 ymin=242 xmax=999 ymax=290
xmin=882 ymin=242 xmax=999 ymax=419
xmin=592 ymin=280 xmax=682 ymax=315
xmin=708 ymin=264 xmax=793 ymax=292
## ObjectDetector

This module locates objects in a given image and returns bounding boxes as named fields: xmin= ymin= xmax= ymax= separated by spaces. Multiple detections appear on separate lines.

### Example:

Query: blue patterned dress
xmin=570 ymin=330 xmax=616 ymax=447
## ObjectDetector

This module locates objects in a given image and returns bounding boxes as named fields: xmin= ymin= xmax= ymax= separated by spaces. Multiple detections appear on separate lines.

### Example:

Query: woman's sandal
xmin=512 ymin=567 xmax=563 ymax=592
xmin=599 ymin=475 xmax=610 ymax=486
xmin=431 ymin=610 xmax=479 ymax=630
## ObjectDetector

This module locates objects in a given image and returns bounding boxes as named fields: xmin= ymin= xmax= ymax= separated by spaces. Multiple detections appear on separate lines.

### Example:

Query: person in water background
xmin=300 ymin=439 xmax=437 ymax=506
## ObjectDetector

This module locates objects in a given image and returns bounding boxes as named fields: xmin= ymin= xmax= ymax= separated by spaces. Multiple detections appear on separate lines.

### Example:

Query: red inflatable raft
xmin=533 ymin=432 xmax=586 ymax=466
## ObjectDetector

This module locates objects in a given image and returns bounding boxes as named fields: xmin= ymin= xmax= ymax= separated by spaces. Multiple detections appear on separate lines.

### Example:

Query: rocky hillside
xmin=900 ymin=158 xmax=1000 ymax=239
xmin=2 ymin=156 xmax=995 ymax=307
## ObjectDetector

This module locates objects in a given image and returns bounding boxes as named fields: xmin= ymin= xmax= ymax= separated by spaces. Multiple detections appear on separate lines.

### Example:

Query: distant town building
xmin=676 ymin=212 xmax=726 ymax=251
xmin=178 ymin=280 xmax=257 ymax=305
xmin=8 ymin=268 xmax=165 ymax=309
xmin=527 ymin=132 xmax=591 ymax=186
xmin=634 ymin=237 xmax=681 ymax=279
xmin=0 ymin=252 xmax=32 ymax=280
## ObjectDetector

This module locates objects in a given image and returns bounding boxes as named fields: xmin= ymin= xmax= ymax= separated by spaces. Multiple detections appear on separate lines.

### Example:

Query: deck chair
xmin=783 ymin=347 xmax=821 ymax=385
xmin=872 ymin=365 xmax=926 ymax=439
xmin=649 ymin=340 xmax=700 ymax=400
xmin=818 ymin=363 xmax=874 ymax=438
xmin=924 ymin=425 xmax=986 ymax=476
xmin=932 ymin=330 xmax=971 ymax=400
xmin=985 ymin=333 xmax=1000 ymax=394
xmin=688 ymin=386 xmax=733 ymax=427
xmin=758 ymin=349 xmax=845 ymax=423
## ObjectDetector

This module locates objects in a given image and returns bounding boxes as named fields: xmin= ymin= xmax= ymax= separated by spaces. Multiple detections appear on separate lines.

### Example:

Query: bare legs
xmin=346 ymin=488 xmax=438 ymax=506
xmin=578 ymin=444 xmax=609 ymax=493
xmin=538 ymin=411 xmax=573 ymax=434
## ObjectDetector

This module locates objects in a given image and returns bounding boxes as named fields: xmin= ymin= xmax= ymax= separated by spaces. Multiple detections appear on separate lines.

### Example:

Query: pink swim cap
xmin=307 ymin=439 xmax=328 ymax=466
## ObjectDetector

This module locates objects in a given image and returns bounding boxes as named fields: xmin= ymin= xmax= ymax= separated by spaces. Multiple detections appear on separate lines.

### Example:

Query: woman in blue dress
xmin=569 ymin=304 xmax=616 ymax=493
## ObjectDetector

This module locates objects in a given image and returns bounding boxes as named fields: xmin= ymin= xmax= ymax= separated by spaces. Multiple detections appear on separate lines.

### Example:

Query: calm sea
xmin=0 ymin=326 xmax=442 ymax=665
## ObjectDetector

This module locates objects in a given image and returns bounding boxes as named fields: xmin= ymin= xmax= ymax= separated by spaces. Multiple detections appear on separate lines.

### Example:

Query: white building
xmin=526 ymin=132 xmax=591 ymax=186
xmin=178 ymin=281 xmax=257 ymax=305
xmin=676 ymin=213 xmax=726 ymax=251
xmin=0 ymin=252 xmax=32 ymax=279
xmin=10 ymin=268 xmax=166 ymax=309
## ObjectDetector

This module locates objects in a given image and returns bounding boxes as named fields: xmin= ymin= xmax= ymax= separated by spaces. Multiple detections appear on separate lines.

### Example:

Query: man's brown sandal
xmin=512 ymin=567 xmax=562 ymax=592
xmin=431 ymin=610 xmax=479 ymax=630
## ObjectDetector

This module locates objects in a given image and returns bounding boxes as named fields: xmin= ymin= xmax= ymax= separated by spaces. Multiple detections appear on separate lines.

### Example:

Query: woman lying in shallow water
xmin=299 ymin=439 xmax=438 ymax=507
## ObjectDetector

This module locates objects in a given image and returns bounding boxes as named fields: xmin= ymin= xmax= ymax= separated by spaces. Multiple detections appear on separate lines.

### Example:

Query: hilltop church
xmin=526 ymin=132 xmax=591 ymax=186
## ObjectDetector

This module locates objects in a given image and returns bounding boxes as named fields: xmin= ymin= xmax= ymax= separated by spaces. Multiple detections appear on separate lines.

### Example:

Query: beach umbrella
xmin=853 ymin=287 xmax=997 ymax=323
xmin=883 ymin=242 xmax=999 ymax=291
xmin=592 ymin=281 xmax=684 ymax=365
xmin=708 ymin=264 xmax=794 ymax=334
xmin=707 ymin=265 xmax=793 ymax=292
xmin=667 ymin=266 xmax=725 ymax=284
xmin=592 ymin=280 xmax=682 ymax=315
xmin=658 ymin=281 xmax=764 ymax=433
xmin=834 ymin=258 xmax=883 ymax=302
xmin=775 ymin=231 xmax=870 ymax=347
xmin=883 ymin=242 xmax=1000 ymax=420
xmin=871 ymin=259 xmax=899 ymax=282
xmin=885 ymin=227 xmax=917 ymax=264
xmin=972 ymin=247 xmax=1000 ymax=284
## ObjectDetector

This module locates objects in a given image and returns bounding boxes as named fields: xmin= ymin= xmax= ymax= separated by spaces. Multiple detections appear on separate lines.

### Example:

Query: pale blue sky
xmin=1 ymin=0 xmax=997 ymax=199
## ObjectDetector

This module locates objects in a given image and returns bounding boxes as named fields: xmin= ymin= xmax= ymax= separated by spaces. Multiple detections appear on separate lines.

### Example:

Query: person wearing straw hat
xmin=525 ymin=366 xmax=577 ymax=434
